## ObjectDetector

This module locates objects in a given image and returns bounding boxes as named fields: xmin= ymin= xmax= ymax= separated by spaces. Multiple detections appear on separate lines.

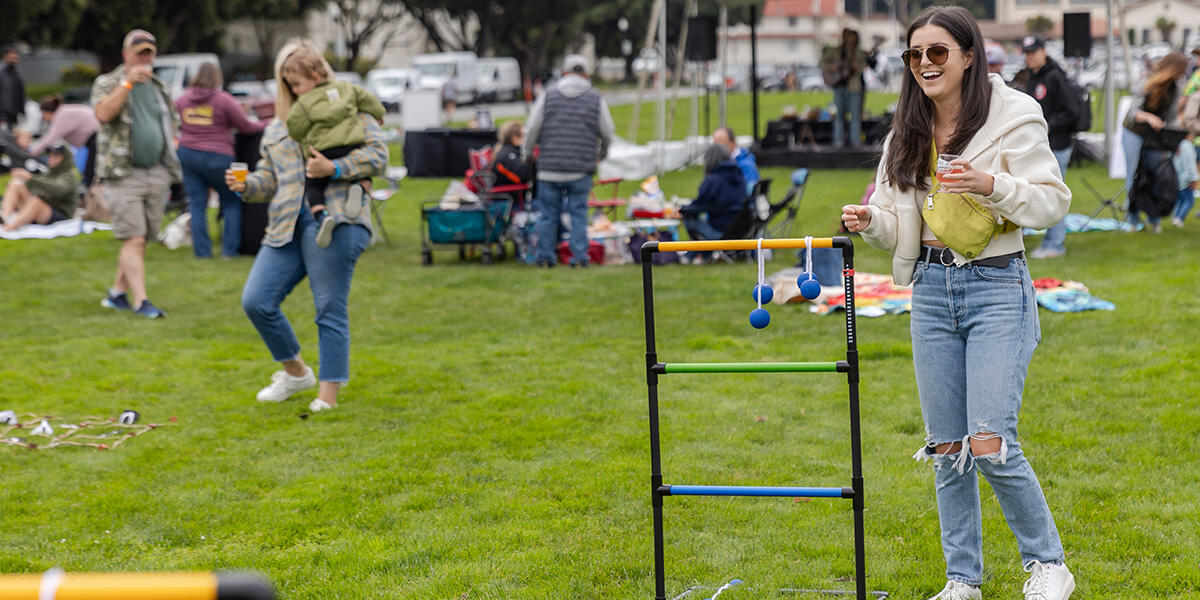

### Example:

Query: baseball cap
xmin=563 ymin=54 xmax=590 ymax=75
xmin=123 ymin=29 xmax=157 ymax=53
xmin=985 ymin=42 xmax=1006 ymax=66
xmin=1021 ymin=36 xmax=1045 ymax=53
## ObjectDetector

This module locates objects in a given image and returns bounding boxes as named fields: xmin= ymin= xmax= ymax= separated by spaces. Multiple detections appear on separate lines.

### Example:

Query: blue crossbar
xmin=663 ymin=485 xmax=853 ymax=498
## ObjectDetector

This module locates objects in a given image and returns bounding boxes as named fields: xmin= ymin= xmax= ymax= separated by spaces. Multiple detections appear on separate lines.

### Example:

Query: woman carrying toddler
xmin=280 ymin=45 xmax=385 ymax=247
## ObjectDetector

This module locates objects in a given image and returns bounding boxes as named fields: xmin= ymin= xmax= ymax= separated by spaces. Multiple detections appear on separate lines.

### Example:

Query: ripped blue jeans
xmin=910 ymin=254 xmax=1065 ymax=586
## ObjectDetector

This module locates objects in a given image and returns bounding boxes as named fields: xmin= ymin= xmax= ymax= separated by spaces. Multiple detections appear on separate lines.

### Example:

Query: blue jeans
xmin=241 ymin=208 xmax=371 ymax=382
xmin=910 ymin=254 xmax=1065 ymax=585
xmin=178 ymin=147 xmax=243 ymax=258
xmin=681 ymin=213 xmax=725 ymax=261
xmin=1037 ymin=146 xmax=1073 ymax=252
xmin=1173 ymin=188 xmax=1195 ymax=221
xmin=832 ymin=86 xmax=863 ymax=147
xmin=1122 ymin=128 xmax=1161 ymax=228
xmin=535 ymin=176 xmax=592 ymax=265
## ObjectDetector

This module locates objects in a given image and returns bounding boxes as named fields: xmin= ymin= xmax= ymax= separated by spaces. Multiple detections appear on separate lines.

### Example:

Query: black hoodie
xmin=1022 ymin=57 xmax=1079 ymax=151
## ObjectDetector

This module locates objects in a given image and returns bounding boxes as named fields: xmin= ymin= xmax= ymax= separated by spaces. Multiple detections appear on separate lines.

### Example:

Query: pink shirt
xmin=30 ymin=104 xmax=99 ymax=156
xmin=175 ymin=87 xmax=265 ymax=157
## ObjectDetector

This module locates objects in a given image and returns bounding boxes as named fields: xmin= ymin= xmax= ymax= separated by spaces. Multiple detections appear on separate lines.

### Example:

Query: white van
xmin=476 ymin=57 xmax=521 ymax=103
xmin=366 ymin=68 xmax=418 ymax=112
xmin=413 ymin=51 xmax=479 ymax=104
xmin=153 ymin=53 xmax=221 ymax=100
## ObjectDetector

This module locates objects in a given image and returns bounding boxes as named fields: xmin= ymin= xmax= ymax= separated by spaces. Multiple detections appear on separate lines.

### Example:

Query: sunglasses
xmin=901 ymin=45 xmax=963 ymax=67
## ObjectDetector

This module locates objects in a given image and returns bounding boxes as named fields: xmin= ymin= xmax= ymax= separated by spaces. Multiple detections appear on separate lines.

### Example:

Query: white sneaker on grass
xmin=256 ymin=367 xmax=316 ymax=402
xmin=1023 ymin=561 xmax=1074 ymax=600
xmin=928 ymin=580 xmax=981 ymax=600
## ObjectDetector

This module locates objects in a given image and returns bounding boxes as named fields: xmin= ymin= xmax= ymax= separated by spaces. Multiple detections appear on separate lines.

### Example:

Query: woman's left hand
xmin=305 ymin=147 xmax=335 ymax=179
xmin=939 ymin=159 xmax=995 ymax=197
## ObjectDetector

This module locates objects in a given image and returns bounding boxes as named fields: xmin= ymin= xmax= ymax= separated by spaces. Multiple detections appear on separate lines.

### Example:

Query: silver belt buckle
xmin=938 ymin=248 xmax=955 ymax=266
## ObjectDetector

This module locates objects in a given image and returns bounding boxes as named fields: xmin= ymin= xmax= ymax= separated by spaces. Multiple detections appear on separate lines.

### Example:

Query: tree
xmin=229 ymin=0 xmax=327 ymax=78
xmin=73 ymin=0 xmax=231 ymax=70
xmin=1025 ymin=15 xmax=1054 ymax=36
xmin=2 ymin=0 xmax=89 ymax=49
xmin=323 ymin=0 xmax=412 ymax=72
xmin=1154 ymin=16 xmax=1176 ymax=45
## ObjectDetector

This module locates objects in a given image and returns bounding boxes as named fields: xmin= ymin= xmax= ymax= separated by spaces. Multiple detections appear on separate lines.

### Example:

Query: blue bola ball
xmin=749 ymin=308 xmax=771 ymax=329
xmin=797 ymin=272 xmax=822 ymax=300
xmin=752 ymin=284 xmax=774 ymax=304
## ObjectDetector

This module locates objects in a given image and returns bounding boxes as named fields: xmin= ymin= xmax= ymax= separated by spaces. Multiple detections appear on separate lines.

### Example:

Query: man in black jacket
xmin=1021 ymin=36 xmax=1078 ymax=259
xmin=0 ymin=45 xmax=25 ymax=129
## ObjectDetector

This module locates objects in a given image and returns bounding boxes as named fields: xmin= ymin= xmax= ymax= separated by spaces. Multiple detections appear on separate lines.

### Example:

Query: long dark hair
xmin=884 ymin=6 xmax=991 ymax=193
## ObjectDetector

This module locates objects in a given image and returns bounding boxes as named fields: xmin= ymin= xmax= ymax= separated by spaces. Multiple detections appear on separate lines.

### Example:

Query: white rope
xmin=804 ymin=236 xmax=813 ymax=277
xmin=39 ymin=567 xmax=64 ymax=600
xmin=756 ymin=238 xmax=765 ymax=309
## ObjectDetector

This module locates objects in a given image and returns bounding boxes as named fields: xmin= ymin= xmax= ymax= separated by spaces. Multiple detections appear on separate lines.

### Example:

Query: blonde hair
xmin=273 ymin=39 xmax=334 ymax=119
xmin=492 ymin=120 xmax=524 ymax=157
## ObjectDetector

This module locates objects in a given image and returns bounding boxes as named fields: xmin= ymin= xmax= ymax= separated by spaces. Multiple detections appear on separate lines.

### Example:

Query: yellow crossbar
xmin=656 ymin=237 xmax=836 ymax=252
xmin=0 ymin=572 xmax=218 ymax=600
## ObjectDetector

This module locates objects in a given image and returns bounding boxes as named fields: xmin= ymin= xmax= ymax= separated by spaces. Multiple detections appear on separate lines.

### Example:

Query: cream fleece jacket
xmin=861 ymin=73 xmax=1072 ymax=285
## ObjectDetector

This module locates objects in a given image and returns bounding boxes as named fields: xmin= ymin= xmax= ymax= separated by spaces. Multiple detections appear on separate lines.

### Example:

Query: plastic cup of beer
xmin=230 ymin=162 xmax=249 ymax=183
xmin=935 ymin=154 xmax=961 ymax=183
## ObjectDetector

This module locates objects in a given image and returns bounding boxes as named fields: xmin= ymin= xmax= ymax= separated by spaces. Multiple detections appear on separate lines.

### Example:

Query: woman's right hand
xmin=225 ymin=169 xmax=246 ymax=193
xmin=841 ymin=204 xmax=871 ymax=232
xmin=1142 ymin=113 xmax=1166 ymax=131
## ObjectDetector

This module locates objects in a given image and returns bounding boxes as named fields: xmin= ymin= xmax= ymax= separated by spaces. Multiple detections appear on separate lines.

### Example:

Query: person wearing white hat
xmin=521 ymin=53 xmax=615 ymax=268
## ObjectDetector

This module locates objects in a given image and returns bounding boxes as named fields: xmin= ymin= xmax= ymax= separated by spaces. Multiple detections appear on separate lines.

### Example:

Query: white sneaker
xmin=928 ymin=580 xmax=981 ymax=600
xmin=344 ymin=182 xmax=364 ymax=219
xmin=256 ymin=368 xmax=316 ymax=402
xmin=1029 ymin=247 xmax=1065 ymax=259
xmin=1023 ymin=561 xmax=1075 ymax=600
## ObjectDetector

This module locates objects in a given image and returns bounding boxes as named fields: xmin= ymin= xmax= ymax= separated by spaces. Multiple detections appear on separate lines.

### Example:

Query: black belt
xmin=920 ymin=246 xmax=1024 ymax=268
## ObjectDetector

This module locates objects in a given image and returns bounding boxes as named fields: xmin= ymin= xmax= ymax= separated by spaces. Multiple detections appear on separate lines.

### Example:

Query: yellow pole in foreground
xmin=0 ymin=571 xmax=272 ymax=600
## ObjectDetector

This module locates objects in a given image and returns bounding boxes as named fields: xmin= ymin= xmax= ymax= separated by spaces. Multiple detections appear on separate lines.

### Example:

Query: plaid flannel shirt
xmin=242 ymin=114 xmax=388 ymax=247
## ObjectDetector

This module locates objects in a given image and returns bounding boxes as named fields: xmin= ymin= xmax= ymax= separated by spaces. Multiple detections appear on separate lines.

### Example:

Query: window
xmin=1142 ymin=29 xmax=1151 ymax=44
xmin=788 ymin=16 xmax=798 ymax=27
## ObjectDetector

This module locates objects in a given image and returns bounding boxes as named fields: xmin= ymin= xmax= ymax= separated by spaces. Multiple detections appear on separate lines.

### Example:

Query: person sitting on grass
xmin=281 ymin=45 xmax=385 ymax=248
xmin=1 ymin=142 xmax=79 ymax=230
xmin=680 ymin=143 xmax=747 ymax=264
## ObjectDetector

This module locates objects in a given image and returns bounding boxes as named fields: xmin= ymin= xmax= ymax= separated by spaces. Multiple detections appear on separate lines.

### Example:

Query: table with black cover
xmin=403 ymin=128 xmax=498 ymax=177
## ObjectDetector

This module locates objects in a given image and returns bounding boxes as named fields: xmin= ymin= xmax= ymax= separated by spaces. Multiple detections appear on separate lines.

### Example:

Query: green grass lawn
xmin=2 ymin=132 xmax=1199 ymax=598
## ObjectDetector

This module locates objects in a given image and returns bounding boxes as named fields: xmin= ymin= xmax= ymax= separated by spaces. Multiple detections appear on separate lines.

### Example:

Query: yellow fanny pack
xmin=921 ymin=144 xmax=1018 ymax=259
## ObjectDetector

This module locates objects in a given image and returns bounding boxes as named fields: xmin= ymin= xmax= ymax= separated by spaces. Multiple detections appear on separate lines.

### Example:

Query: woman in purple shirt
xmin=175 ymin=63 xmax=265 ymax=258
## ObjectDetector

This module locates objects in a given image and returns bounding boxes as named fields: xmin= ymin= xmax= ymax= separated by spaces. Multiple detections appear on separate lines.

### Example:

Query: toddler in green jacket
xmin=282 ymin=46 xmax=385 ymax=247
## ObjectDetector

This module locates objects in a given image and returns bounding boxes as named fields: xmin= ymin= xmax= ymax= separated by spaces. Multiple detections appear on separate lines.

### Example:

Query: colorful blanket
xmin=771 ymin=270 xmax=1116 ymax=317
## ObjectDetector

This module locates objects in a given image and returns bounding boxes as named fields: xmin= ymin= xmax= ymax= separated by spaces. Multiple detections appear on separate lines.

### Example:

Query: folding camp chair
xmin=765 ymin=169 xmax=808 ymax=238
xmin=1079 ymin=177 xmax=1126 ymax=228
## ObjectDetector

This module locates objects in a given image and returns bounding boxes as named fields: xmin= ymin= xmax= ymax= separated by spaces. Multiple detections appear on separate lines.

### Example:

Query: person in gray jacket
xmin=522 ymin=54 xmax=615 ymax=267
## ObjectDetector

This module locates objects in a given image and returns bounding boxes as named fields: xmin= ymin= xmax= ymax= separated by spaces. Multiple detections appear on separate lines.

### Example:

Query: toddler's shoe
xmin=344 ymin=182 xmax=365 ymax=219
xmin=315 ymin=213 xmax=336 ymax=248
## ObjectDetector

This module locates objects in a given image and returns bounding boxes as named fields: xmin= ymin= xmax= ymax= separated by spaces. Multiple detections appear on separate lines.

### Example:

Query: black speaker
xmin=1063 ymin=12 xmax=1091 ymax=58
xmin=686 ymin=16 xmax=717 ymax=62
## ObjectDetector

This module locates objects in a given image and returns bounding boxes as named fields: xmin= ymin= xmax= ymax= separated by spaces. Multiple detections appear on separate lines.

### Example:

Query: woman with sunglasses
xmin=841 ymin=7 xmax=1074 ymax=600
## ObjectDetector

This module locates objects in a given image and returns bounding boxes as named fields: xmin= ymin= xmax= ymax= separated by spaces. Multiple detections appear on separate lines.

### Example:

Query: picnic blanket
xmin=770 ymin=269 xmax=1115 ymax=316
xmin=0 ymin=219 xmax=112 ymax=240
xmin=1023 ymin=213 xmax=1139 ymax=235
xmin=1032 ymin=277 xmax=1116 ymax=312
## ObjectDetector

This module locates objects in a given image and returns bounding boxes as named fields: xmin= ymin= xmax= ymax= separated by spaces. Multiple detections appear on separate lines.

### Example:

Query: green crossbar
xmin=659 ymin=362 xmax=840 ymax=374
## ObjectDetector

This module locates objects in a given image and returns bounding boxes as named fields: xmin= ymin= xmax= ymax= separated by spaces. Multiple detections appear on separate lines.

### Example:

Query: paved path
xmin=384 ymin=88 xmax=701 ymax=127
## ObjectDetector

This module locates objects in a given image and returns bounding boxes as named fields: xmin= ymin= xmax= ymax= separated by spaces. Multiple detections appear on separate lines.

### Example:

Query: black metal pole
xmin=642 ymin=242 xmax=667 ymax=600
xmin=836 ymin=236 xmax=866 ymax=600
xmin=750 ymin=4 xmax=760 ymax=143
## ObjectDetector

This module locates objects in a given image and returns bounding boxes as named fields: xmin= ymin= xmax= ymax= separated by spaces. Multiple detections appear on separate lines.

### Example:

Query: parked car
xmin=366 ymin=68 xmax=418 ymax=112
xmin=476 ymin=57 xmax=521 ymax=102
xmin=414 ymin=51 xmax=479 ymax=104
xmin=227 ymin=80 xmax=269 ymax=115
xmin=334 ymin=71 xmax=364 ymax=86
xmin=153 ymin=53 xmax=221 ymax=100
xmin=794 ymin=65 xmax=825 ymax=91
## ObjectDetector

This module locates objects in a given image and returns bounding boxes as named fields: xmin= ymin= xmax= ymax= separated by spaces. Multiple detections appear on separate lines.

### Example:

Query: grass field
xmin=1 ymin=111 xmax=1198 ymax=598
